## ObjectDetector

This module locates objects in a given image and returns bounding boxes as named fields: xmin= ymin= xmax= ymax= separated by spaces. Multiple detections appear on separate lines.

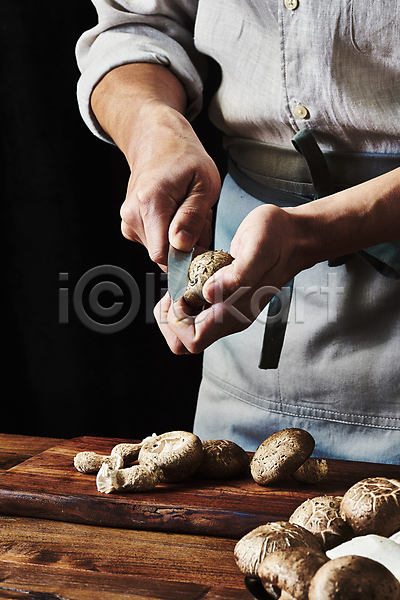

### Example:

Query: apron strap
xmin=292 ymin=129 xmax=352 ymax=268
xmin=291 ymin=128 xmax=335 ymax=198
xmin=259 ymin=129 xmax=346 ymax=369
xmin=258 ymin=281 xmax=294 ymax=369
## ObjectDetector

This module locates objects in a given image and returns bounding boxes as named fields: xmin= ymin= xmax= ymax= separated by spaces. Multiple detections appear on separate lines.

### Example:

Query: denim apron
xmin=193 ymin=131 xmax=400 ymax=464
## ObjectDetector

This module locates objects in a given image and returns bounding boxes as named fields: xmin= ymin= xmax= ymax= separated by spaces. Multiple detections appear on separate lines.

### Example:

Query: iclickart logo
xmin=59 ymin=265 xmax=344 ymax=333
xmin=58 ymin=265 xmax=167 ymax=333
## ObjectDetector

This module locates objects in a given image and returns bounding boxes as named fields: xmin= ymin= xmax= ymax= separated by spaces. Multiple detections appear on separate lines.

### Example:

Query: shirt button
xmin=285 ymin=0 xmax=299 ymax=10
xmin=293 ymin=104 xmax=309 ymax=119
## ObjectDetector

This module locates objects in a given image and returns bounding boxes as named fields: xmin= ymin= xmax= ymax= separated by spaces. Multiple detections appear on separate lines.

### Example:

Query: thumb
xmin=202 ymin=260 xmax=250 ymax=304
xmin=203 ymin=205 xmax=285 ymax=303
xmin=203 ymin=230 xmax=278 ymax=304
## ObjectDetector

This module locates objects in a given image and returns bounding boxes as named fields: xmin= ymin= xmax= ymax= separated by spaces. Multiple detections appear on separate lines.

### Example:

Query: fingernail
xmin=173 ymin=229 xmax=194 ymax=251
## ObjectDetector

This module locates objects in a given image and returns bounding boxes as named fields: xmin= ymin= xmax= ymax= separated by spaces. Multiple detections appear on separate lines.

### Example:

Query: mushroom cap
xmin=289 ymin=496 xmax=353 ymax=551
xmin=138 ymin=430 xmax=203 ymax=483
xmin=340 ymin=477 xmax=400 ymax=537
xmin=308 ymin=555 xmax=400 ymax=600
xmin=326 ymin=533 xmax=400 ymax=583
xmin=183 ymin=250 xmax=233 ymax=308
xmin=194 ymin=439 xmax=250 ymax=479
xmin=258 ymin=546 xmax=329 ymax=600
xmin=250 ymin=428 xmax=315 ymax=485
xmin=291 ymin=458 xmax=328 ymax=484
xmin=234 ymin=521 xmax=322 ymax=577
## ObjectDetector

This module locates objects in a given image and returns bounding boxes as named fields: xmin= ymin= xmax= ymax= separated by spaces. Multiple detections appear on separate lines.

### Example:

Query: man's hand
xmin=154 ymin=203 xmax=312 ymax=354
xmin=120 ymin=103 xmax=220 ymax=270
xmin=91 ymin=63 xmax=220 ymax=270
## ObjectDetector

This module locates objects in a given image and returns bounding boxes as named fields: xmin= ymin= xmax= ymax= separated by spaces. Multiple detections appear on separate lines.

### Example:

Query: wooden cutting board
xmin=0 ymin=436 xmax=398 ymax=539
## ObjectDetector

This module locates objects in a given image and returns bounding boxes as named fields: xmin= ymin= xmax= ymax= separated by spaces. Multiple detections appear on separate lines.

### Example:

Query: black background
xmin=1 ymin=3 xmax=226 ymax=440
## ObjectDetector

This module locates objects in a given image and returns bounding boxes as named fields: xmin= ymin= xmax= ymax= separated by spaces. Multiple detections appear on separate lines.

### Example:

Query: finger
xmin=202 ymin=261 xmax=249 ymax=305
xmin=120 ymin=173 xmax=146 ymax=243
xmin=120 ymin=219 xmax=143 ymax=245
xmin=203 ymin=258 xmax=281 ymax=308
xmin=196 ymin=208 xmax=214 ymax=250
xmin=120 ymin=211 xmax=168 ymax=271
xmin=166 ymin=299 xmax=252 ymax=354
xmin=121 ymin=173 xmax=178 ymax=265
xmin=172 ymin=274 xmax=279 ymax=354
xmin=154 ymin=294 xmax=191 ymax=355
xmin=135 ymin=188 xmax=177 ymax=265
xmin=168 ymin=163 xmax=220 ymax=252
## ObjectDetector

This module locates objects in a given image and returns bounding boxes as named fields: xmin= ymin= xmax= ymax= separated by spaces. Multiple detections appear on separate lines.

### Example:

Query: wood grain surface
xmin=0 ymin=515 xmax=247 ymax=599
xmin=0 ymin=435 xmax=249 ymax=600
xmin=0 ymin=434 xmax=63 ymax=471
xmin=0 ymin=436 xmax=399 ymax=539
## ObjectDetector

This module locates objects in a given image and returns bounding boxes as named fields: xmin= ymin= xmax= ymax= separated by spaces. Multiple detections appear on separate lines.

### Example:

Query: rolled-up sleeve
xmin=76 ymin=0 xmax=205 ymax=142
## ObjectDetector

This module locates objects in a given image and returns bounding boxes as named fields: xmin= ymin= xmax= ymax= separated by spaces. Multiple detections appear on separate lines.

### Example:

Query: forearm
xmin=287 ymin=167 xmax=400 ymax=269
xmin=91 ymin=63 xmax=188 ymax=164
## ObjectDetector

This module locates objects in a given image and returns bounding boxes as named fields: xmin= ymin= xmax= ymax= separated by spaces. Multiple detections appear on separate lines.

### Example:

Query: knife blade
xmin=167 ymin=245 xmax=194 ymax=302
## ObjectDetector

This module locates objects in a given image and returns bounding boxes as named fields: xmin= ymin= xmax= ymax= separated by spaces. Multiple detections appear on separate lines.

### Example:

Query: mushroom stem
xmin=74 ymin=451 xmax=124 ymax=474
xmin=96 ymin=463 xmax=163 ymax=494
xmin=111 ymin=434 xmax=157 ymax=466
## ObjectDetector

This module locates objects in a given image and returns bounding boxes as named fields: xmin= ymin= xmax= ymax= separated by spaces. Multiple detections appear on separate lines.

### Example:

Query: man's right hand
xmin=120 ymin=101 xmax=220 ymax=270
xmin=91 ymin=63 xmax=221 ymax=271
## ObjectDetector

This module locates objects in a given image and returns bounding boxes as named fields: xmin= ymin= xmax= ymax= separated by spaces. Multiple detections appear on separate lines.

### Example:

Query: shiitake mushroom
xmin=340 ymin=477 xmax=400 ymax=537
xmin=234 ymin=521 xmax=322 ymax=578
xmin=291 ymin=457 xmax=329 ymax=484
xmin=258 ymin=546 xmax=329 ymax=600
xmin=183 ymin=250 xmax=233 ymax=308
xmin=194 ymin=439 xmax=250 ymax=479
xmin=289 ymin=495 xmax=353 ymax=551
xmin=138 ymin=430 xmax=203 ymax=483
xmin=250 ymin=428 xmax=315 ymax=485
xmin=308 ymin=555 xmax=400 ymax=600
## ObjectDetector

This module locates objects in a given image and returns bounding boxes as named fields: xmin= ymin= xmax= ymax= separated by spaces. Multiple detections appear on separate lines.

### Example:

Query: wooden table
xmin=0 ymin=434 xmax=252 ymax=600
xmin=0 ymin=434 xmax=398 ymax=600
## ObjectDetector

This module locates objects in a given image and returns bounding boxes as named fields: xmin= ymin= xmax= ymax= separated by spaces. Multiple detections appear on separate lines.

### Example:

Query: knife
xmin=167 ymin=245 xmax=194 ymax=302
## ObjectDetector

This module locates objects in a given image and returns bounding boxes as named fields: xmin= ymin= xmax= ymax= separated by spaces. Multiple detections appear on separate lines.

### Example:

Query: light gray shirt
xmin=76 ymin=0 xmax=400 ymax=153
